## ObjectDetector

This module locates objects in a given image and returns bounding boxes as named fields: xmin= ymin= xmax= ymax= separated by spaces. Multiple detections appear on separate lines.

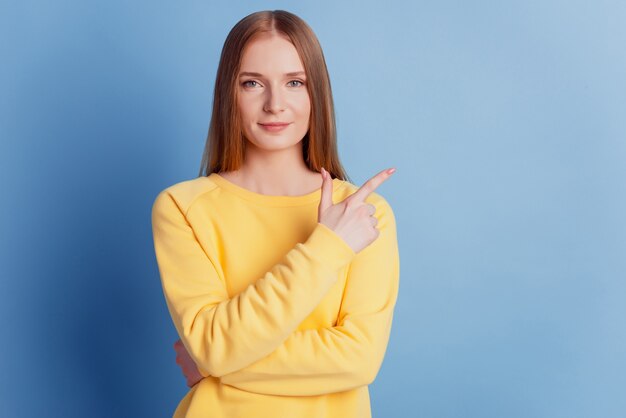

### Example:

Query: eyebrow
xmin=238 ymin=71 xmax=306 ymax=77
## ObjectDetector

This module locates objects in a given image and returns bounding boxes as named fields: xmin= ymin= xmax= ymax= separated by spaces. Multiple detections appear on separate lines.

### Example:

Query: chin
xmin=246 ymin=132 xmax=306 ymax=151
xmin=258 ymin=140 xmax=303 ymax=151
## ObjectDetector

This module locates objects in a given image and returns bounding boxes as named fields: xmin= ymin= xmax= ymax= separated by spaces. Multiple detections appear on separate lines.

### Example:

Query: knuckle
xmin=358 ymin=206 xmax=370 ymax=216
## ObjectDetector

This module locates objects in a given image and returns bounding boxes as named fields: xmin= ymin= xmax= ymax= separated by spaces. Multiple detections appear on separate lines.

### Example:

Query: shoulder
xmin=152 ymin=176 xmax=218 ymax=216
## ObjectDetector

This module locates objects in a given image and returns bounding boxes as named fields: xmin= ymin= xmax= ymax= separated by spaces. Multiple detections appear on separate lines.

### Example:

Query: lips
xmin=258 ymin=122 xmax=291 ymax=132
xmin=259 ymin=122 xmax=290 ymax=126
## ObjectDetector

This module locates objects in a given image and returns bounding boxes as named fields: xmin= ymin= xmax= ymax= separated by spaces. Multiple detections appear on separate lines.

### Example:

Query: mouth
xmin=258 ymin=122 xmax=291 ymax=126
xmin=258 ymin=122 xmax=291 ymax=132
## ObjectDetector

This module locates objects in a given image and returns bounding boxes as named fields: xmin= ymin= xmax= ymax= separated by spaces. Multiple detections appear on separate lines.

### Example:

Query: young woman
xmin=151 ymin=9 xmax=399 ymax=418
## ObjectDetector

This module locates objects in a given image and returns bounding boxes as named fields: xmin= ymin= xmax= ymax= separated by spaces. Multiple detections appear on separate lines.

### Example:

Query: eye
xmin=241 ymin=80 xmax=258 ymax=87
xmin=288 ymin=80 xmax=305 ymax=87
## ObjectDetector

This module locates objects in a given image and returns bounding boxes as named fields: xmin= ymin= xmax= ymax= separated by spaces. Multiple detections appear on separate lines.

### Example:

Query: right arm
xmin=151 ymin=190 xmax=356 ymax=377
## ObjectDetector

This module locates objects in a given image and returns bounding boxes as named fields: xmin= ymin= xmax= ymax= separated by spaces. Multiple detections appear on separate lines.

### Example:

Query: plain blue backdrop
xmin=1 ymin=1 xmax=625 ymax=417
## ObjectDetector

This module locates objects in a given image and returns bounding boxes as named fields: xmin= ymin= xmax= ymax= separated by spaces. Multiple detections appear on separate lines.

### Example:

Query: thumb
xmin=318 ymin=167 xmax=333 ymax=217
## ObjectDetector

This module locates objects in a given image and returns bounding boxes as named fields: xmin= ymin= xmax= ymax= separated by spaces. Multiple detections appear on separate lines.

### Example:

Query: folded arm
xmin=151 ymin=190 xmax=356 ymax=377
xmin=219 ymin=198 xmax=400 ymax=396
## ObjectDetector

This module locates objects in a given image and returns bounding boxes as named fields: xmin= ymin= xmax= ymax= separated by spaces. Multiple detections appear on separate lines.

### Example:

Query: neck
xmin=226 ymin=142 xmax=321 ymax=196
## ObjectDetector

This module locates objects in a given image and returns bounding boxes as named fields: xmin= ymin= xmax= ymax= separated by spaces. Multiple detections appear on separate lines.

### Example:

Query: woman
xmin=151 ymin=9 xmax=399 ymax=418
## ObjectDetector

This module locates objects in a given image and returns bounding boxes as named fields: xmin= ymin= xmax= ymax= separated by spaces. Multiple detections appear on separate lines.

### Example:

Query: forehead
xmin=239 ymin=33 xmax=305 ymax=74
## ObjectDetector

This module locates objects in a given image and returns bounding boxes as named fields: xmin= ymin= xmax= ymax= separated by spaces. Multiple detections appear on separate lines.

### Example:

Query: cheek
xmin=295 ymin=95 xmax=311 ymax=119
xmin=237 ymin=103 xmax=250 ymax=122
xmin=237 ymin=96 xmax=257 ymax=122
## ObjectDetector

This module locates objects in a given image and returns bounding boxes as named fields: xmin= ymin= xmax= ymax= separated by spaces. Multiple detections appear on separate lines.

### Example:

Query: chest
xmin=196 ymin=203 xmax=348 ymax=330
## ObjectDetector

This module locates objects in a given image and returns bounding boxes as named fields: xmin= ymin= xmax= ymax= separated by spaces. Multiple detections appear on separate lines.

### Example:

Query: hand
xmin=318 ymin=167 xmax=396 ymax=254
xmin=173 ymin=339 xmax=203 ymax=388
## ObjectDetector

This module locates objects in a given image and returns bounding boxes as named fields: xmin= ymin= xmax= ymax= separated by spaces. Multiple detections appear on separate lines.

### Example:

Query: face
xmin=237 ymin=33 xmax=311 ymax=152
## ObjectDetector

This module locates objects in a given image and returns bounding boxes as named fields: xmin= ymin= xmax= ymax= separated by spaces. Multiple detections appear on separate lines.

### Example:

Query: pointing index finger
xmin=350 ymin=168 xmax=395 ymax=203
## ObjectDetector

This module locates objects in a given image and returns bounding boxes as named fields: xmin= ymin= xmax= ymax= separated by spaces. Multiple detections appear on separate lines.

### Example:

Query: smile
xmin=258 ymin=123 xmax=291 ymax=132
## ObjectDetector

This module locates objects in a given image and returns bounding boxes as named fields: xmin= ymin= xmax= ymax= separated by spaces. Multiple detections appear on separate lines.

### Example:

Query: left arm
xmin=217 ymin=197 xmax=400 ymax=396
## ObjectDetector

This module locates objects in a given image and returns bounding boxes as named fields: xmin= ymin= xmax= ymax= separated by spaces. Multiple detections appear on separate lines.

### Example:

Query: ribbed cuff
xmin=302 ymin=223 xmax=356 ymax=271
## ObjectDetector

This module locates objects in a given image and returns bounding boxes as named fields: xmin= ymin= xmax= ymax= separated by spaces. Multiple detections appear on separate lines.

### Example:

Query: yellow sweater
xmin=151 ymin=172 xmax=400 ymax=418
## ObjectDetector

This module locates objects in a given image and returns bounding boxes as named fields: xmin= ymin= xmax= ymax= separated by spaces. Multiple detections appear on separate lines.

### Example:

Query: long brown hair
xmin=198 ymin=10 xmax=350 ymax=182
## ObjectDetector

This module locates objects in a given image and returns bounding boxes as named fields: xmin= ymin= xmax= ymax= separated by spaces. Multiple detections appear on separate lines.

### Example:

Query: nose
xmin=263 ymin=85 xmax=286 ymax=113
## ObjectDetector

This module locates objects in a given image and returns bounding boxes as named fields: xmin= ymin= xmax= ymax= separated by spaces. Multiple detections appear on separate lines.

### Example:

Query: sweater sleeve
xmin=151 ymin=190 xmax=356 ymax=377
xmin=218 ymin=198 xmax=400 ymax=396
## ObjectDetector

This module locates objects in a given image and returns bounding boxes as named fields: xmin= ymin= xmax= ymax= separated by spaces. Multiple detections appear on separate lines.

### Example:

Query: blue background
xmin=1 ymin=1 xmax=625 ymax=417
